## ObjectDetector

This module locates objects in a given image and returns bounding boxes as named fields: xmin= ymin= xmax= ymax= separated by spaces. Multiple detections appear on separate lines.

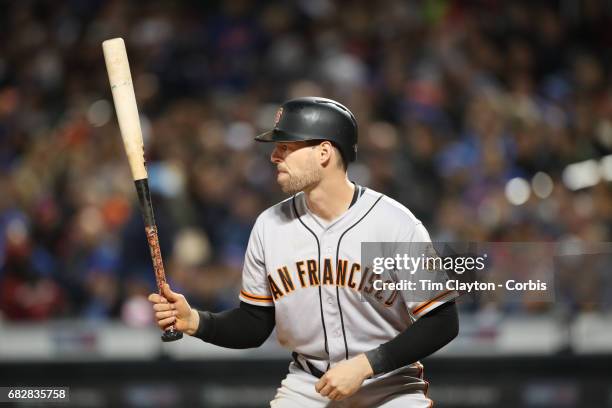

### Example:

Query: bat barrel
xmin=102 ymin=37 xmax=147 ymax=181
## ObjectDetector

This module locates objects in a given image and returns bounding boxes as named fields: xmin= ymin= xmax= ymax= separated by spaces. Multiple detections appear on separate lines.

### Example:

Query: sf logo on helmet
xmin=274 ymin=107 xmax=284 ymax=127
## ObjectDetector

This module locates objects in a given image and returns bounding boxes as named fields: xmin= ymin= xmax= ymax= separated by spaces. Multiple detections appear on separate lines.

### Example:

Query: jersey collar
xmin=294 ymin=184 xmax=371 ymax=232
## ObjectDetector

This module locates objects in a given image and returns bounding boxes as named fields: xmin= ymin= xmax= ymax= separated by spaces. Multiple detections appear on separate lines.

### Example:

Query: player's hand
xmin=315 ymin=354 xmax=373 ymax=401
xmin=147 ymin=283 xmax=199 ymax=336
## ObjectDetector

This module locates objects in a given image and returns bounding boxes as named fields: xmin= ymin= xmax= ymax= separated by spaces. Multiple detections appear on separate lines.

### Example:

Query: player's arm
xmin=148 ymin=283 xmax=275 ymax=348
xmin=365 ymin=300 xmax=458 ymax=375
xmin=362 ymin=222 xmax=460 ymax=375
xmin=148 ymin=213 xmax=275 ymax=348
xmin=193 ymin=302 xmax=275 ymax=348
xmin=317 ymin=222 xmax=459 ymax=401
xmin=315 ymin=301 xmax=458 ymax=401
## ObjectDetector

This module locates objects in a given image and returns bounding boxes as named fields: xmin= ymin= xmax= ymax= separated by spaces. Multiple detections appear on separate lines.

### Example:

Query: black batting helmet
xmin=255 ymin=97 xmax=358 ymax=163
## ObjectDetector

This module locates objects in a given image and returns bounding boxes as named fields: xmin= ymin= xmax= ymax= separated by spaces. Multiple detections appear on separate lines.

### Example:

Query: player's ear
xmin=317 ymin=141 xmax=333 ymax=166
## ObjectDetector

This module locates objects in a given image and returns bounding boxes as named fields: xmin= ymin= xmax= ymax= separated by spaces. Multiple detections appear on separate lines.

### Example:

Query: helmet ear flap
xmin=327 ymin=141 xmax=349 ymax=169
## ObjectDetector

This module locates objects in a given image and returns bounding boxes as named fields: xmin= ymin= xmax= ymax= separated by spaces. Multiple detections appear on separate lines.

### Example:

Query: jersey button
xmin=327 ymin=296 xmax=334 ymax=305
xmin=335 ymin=330 xmax=342 ymax=337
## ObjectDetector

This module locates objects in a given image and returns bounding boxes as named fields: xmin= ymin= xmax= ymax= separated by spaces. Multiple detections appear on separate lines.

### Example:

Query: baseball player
xmin=149 ymin=97 xmax=459 ymax=407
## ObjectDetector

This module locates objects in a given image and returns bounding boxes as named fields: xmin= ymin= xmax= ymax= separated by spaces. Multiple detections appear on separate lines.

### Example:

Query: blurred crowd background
xmin=1 ymin=0 xmax=611 ymax=324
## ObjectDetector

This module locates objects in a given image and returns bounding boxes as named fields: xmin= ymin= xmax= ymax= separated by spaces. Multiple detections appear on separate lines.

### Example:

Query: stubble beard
xmin=279 ymin=157 xmax=323 ymax=195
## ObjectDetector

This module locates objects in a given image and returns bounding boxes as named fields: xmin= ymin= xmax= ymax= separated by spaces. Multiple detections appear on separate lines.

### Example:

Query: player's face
xmin=271 ymin=141 xmax=323 ymax=194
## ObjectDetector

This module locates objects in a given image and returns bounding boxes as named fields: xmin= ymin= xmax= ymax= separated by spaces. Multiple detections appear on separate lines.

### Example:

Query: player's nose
xmin=270 ymin=145 xmax=283 ymax=164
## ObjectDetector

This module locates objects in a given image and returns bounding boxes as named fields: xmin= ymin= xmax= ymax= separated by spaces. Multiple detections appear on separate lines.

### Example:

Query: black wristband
xmin=364 ymin=347 xmax=394 ymax=376
xmin=194 ymin=310 xmax=214 ymax=341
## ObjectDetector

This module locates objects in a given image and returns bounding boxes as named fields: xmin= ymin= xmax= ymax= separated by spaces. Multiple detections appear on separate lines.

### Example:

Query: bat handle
xmin=136 ymin=180 xmax=183 ymax=342
xmin=145 ymin=225 xmax=184 ymax=342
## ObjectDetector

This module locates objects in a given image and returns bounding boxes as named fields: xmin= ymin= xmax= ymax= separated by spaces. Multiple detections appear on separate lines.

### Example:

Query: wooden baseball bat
xmin=102 ymin=37 xmax=182 ymax=342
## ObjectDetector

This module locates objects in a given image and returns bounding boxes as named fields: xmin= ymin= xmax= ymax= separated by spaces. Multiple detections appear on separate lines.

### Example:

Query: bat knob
xmin=161 ymin=329 xmax=183 ymax=342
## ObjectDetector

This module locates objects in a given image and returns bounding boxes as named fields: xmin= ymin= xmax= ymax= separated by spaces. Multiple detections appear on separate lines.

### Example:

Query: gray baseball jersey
xmin=239 ymin=187 xmax=457 ymax=385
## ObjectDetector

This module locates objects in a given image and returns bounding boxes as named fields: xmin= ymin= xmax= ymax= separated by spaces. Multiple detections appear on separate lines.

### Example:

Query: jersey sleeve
xmin=398 ymin=223 xmax=458 ymax=320
xmin=239 ymin=215 xmax=274 ymax=307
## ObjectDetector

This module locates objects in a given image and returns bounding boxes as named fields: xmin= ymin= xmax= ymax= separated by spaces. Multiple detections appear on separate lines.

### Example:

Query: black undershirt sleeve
xmin=193 ymin=301 xmax=275 ymax=349
xmin=365 ymin=301 xmax=459 ymax=376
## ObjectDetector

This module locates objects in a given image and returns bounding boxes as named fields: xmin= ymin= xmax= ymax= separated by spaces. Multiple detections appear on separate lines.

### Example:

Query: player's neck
xmin=304 ymin=173 xmax=354 ymax=222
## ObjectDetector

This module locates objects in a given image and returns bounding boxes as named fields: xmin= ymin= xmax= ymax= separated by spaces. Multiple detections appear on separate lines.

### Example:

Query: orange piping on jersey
xmin=412 ymin=290 xmax=452 ymax=316
xmin=240 ymin=290 xmax=273 ymax=302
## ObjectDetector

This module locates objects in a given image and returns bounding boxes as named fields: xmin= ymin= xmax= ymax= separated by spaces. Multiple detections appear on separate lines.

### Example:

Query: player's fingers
xmin=157 ymin=316 xmax=175 ymax=328
xmin=153 ymin=303 xmax=172 ymax=312
xmin=162 ymin=283 xmax=180 ymax=302
xmin=334 ymin=390 xmax=349 ymax=400
xmin=328 ymin=390 xmax=342 ymax=400
xmin=317 ymin=383 xmax=334 ymax=397
xmin=314 ymin=377 xmax=326 ymax=393
xmin=155 ymin=310 xmax=176 ymax=320
xmin=147 ymin=293 xmax=169 ymax=304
